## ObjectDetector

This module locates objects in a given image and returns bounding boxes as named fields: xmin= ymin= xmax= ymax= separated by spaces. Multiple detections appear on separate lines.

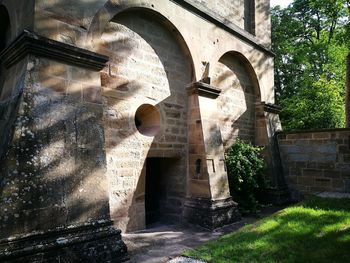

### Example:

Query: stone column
xmin=0 ymin=31 xmax=127 ymax=262
xmin=255 ymin=102 xmax=290 ymax=204
xmin=184 ymin=82 xmax=239 ymax=230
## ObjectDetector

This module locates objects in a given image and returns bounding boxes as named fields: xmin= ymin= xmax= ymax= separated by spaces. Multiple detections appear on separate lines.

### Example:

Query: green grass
xmin=184 ymin=197 xmax=350 ymax=263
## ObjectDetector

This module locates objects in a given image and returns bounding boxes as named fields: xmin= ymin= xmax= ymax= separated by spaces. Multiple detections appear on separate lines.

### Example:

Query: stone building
xmin=0 ymin=0 xmax=281 ymax=261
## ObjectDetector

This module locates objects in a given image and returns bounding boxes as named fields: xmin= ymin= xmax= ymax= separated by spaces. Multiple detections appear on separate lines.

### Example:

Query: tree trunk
xmin=346 ymin=53 xmax=350 ymax=128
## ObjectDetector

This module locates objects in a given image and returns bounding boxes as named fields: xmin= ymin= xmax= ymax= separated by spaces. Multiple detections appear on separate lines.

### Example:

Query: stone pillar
xmin=184 ymin=82 xmax=239 ymax=230
xmin=0 ymin=31 xmax=127 ymax=262
xmin=255 ymin=102 xmax=290 ymax=204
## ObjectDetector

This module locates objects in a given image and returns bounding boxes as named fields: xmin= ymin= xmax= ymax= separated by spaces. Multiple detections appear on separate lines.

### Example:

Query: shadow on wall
xmin=0 ymin=5 xmax=140 ymax=237
xmin=6 ymin=8 xmax=193 ymax=233
xmin=98 ymin=10 xmax=193 ymax=232
xmin=0 ymin=74 xmax=116 ymax=237
xmin=211 ymin=51 xmax=261 ymax=149
xmin=0 ymin=2 xmax=187 ymax=236
xmin=202 ymin=51 xmax=263 ymax=201
xmin=0 ymin=1 xmax=274 ymax=239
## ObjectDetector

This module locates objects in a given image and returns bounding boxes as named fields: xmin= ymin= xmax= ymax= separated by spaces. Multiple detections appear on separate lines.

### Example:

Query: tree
xmin=272 ymin=0 xmax=348 ymax=130
xmin=345 ymin=0 xmax=350 ymax=127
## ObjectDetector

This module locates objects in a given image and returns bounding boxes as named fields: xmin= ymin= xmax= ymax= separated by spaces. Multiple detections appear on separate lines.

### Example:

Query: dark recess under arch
xmin=0 ymin=5 xmax=10 ymax=52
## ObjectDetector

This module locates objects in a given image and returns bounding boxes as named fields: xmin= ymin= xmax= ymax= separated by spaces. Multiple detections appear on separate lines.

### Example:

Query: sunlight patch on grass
xmin=184 ymin=197 xmax=350 ymax=263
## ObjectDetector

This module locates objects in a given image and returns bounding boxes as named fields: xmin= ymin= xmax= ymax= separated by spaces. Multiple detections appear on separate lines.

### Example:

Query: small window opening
xmin=195 ymin=159 xmax=201 ymax=178
xmin=244 ymin=0 xmax=255 ymax=35
xmin=135 ymin=104 xmax=161 ymax=136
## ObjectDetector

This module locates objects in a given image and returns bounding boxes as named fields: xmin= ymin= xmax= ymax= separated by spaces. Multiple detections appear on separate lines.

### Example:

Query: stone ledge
xmin=187 ymin=82 xmax=222 ymax=98
xmin=184 ymin=197 xmax=240 ymax=230
xmin=316 ymin=192 xmax=350 ymax=199
xmin=264 ymin=103 xmax=282 ymax=114
xmin=277 ymin=128 xmax=350 ymax=136
xmin=0 ymin=30 xmax=109 ymax=71
xmin=255 ymin=102 xmax=282 ymax=114
xmin=0 ymin=220 xmax=128 ymax=262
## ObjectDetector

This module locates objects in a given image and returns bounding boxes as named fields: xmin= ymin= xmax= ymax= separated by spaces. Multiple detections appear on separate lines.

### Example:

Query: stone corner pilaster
xmin=183 ymin=197 xmax=240 ymax=230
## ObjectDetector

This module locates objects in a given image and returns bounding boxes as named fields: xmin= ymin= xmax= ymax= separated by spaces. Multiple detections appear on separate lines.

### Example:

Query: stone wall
xmin=189 ymin=0 xmax=246 ymax=29
xmin=34 ymin=0 xmax=274 ymax=93
xmin=185 ymin=0 xmax=270 ymax=46
xmin=99 ymin=11 xmax=191 ymax=232
xmin=0 ymin=0 xmax=278 ymax=260
xmin=0 ymin=30 xmax=127 ymax=260
xmin=212 ymin=53 xmax=257 ymax=149
xmin=278 ymin=129 xmax=350 ymax=198
xmin=0 ymin=54 xmax=107 ymax=235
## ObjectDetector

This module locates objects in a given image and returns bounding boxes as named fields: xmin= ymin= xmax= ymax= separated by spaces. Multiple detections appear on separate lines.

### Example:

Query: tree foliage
xmin=272 ymin=0 xmax=348 ymax=130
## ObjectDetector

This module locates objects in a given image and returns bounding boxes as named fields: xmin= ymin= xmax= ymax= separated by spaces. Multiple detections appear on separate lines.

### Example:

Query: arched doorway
xmin=98 ymin=8 xmax=194 ymax=232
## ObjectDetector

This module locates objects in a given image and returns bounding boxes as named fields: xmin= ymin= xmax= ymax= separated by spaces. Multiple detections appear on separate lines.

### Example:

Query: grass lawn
xmin=184 ymin=197 xmax=350 ymax=263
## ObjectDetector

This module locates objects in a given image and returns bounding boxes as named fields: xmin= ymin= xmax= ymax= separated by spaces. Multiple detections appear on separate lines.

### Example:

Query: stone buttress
xmin=184 ymin=81 xmax=240 ymax=229
xmin=0 ymin=31 xmax=127 ymax=262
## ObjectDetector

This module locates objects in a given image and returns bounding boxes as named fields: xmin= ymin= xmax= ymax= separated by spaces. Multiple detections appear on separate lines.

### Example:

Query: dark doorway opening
xmin=145 ymin=158 xmax=164 ymax=226
xmin=145 ymin=157 xmax=184 ymax=227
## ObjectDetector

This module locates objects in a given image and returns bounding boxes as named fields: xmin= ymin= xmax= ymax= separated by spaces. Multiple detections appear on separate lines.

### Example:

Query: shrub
xmin=225 ymin=139 xmax=266 ymax=214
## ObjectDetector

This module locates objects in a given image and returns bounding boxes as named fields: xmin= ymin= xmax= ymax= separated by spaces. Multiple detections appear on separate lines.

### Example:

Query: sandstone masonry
xmin=278 ymin=129 xmax=350 ymax=199
xmin=0 ymin=0 xmax=279 ymax=261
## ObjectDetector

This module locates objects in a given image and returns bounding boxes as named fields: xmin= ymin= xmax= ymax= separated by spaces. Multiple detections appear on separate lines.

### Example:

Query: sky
xmin=270 ymin=0 xmax=293 ymax=8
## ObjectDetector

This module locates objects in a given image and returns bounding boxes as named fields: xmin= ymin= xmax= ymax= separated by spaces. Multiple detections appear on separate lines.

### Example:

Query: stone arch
xmin=88 ymin=0 xmax=195 ymax=79
xmin=97 ymin=6 xmax=194 ymax=232
xmin=212 ymin=51 xmax=261 ymax=148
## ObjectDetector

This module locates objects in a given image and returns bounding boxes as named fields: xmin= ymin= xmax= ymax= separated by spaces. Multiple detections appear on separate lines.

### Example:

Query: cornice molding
xmin=0 ymin=30 xmax=109 ymax=71
xmin=171 ymin=0 xmax=275 ymax=57
xmin=263 ymin=102 xmax=282 ymax=114
xmin=187 ymin=81 xmax=222 ymax=98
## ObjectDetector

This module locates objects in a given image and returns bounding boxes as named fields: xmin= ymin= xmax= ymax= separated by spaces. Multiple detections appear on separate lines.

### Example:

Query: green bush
xmin=225 ymin=139 xmax=266 ymax=214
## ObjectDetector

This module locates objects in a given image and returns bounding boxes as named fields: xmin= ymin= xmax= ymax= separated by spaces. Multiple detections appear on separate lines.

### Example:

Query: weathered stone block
xmin=323 ymin=170 xmax=341 ymax=178
xmin=314 ymin=177 xmax=331 ymax=188
xmin=318 ymin=162 xmax=335 ymax=169
xmin=339 ymin=145 xmax=350 ymax=154
xmin=332 ymin=179 xmax=344 ymax=190
xmin=183 ymin=197 xmax=240 ymax=230
xmin=0 ymin=221 xmax=127 ymax=263
xmin=312 ymin=132 xmax=331 ymax=139
xmin=298 ymin=176 xmax=314 ymax=186
xmin=302 ymin=169 xmax=322 ymax=177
